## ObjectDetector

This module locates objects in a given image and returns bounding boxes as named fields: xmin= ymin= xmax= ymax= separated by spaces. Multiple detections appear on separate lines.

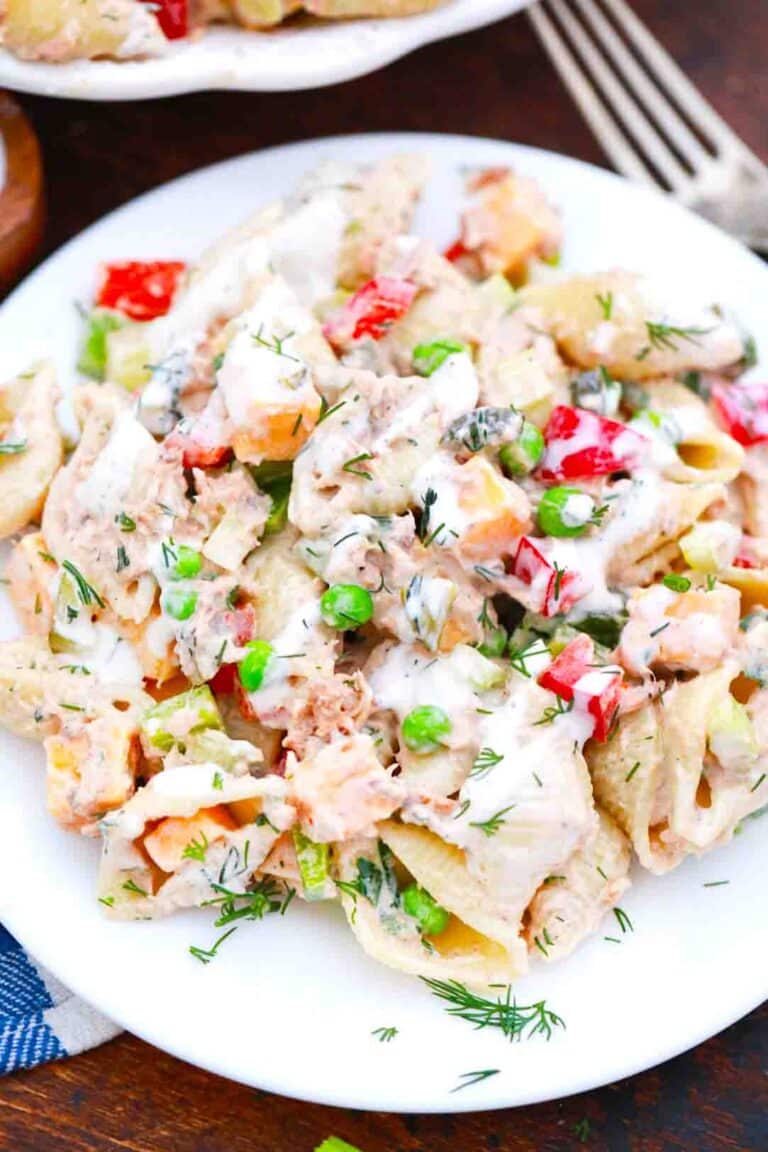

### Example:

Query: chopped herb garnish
xmin=62 ymin=560 xmax=105 ymax=608
xmin=469 ymin=747 xmax=504 ymax=778
xmin=0 ymin=440 xmax=27 ymax=455
xmin=533 ymin=696 xmax=574 ymax=725
xmin=417 ymin=487 xmax=438 ymax=542
xmin=342 ymin=452 xmax=374 ymax=480
xmin=703 ymin=880 xmax=730 ymax=888
xmin=212 ymin=770 xmax=224 ymax=791
xmin=595 ymin=291 xmax=613 ymax=320
xmin=98 ymin=895 xmax=115 ymax=908
xmin=450 ymin=1069 xmax=500 ymax=1093
xmin=317 ymin=397 xmax=346 ymax=424
xmin=371 ymin=1026 xmax=398 ymax=1043
xmin=625 ymin=761 xmax=641 ymax=783
xmin=189 ymin=926 xmax=238 ymax=965
xmin=469 ymin=804 xmax=516 ymax=838
xmin=613 ymin=906 xmax=633 ymax=934
xmin=182 ymin=831 xmax=209 ymax=864
xmin=116 ymin=545 xmax=130 ymax=573
xmin=649 ymin=622 xmax=670 ymax=638
xmin=422 ymin=978 xmax=565 ymax=1041
xmin=122 ymin=879 xmax=148 ymax=897
xmin=116 ymin=512 xmax=136 ymax=532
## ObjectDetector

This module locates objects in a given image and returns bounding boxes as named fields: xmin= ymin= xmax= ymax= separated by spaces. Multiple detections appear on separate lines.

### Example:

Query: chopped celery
xmin=141 ymin=686 xmax=223 ymax=753
xmin=105 ymin=325 xmax=152 ymax=392
xmin=476 ymin=272 xmax=516 ymax=311
xmin=454 ymin=644 xmax=507 ymax=692
xmin=293 ymin=829 xmax=332 ymax=901
xmin=77 ymin=309 xmax=126 ymax=380
xmin=707 ymin=696 xmax=758 ymax=771
xmin=184 ymin=729 xmax=261 ymax=770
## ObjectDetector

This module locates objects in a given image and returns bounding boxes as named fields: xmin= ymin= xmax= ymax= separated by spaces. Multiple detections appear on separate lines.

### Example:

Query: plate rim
xmin=0 ymin=1 xmax=529 ymax=101
xmin=1 ymin=131 xmax=766 ymax=1111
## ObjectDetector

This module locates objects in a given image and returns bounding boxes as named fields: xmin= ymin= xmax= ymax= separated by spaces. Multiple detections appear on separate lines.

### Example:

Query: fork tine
xmin=547 ymin=0 xmax=690 ymax=190
xmin=573 ymin=0 xmax=709 ymax=172
xmin=528 ymin=4 xmax=656 ymax=186
xmin=602 ymin=0 xmax=766 ymax=174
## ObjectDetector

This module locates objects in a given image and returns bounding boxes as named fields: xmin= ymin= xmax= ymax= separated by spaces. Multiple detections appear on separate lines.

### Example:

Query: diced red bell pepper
xmin=538 ymin=633 xmax=622 ymax=742
xmin=323 ymin=276 xmax=417 ymax=347
xmin=141 ymin=0 xmax=188 ymax=39
xmin=209 ymin=664 xmax=236 ymax=696
xmin=711 ymin=381 xmax=768 ymax=447
xmin=512 ymin=536 xmax=587 ymax=617
xmin=165 ymin=397 xmax=233 ymax=469
xmin=539 ymin=405 xmax=648 ymax=481
xmin=96 ymin=260 xmax=186 ymax=321
xmin=538 ymin=633 xmax=595 ymax=699
xmin=573 ymin=666 xmax=623 ymax=743
xmin=444 ymin=239 xmax=470 ymax=263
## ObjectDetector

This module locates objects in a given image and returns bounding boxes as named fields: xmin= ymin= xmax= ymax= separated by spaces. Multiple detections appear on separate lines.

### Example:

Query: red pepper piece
xmin=209 ymin=664 xmax=236 ymax=696
xmin=141 ymin=0 xmax=188 ymax=39
xmin=443 ymin=239 xmax=469 ymax=263
xmin=323 ymin=276 xmax=417 ymax=347
xmin=539 ymin=405 xmax=648 ymax=481
xmin=512 ymin=536 xmax=587 ymax=618
xmin=96 ymin=260 xmax=185 ymax=321
xmin=538 ymin=633 xmax=595 ymax=700
xmin=711 ymin=380 xmax=768 ymax=447
xmin=573 ymin=667 xmax=623 ymax=743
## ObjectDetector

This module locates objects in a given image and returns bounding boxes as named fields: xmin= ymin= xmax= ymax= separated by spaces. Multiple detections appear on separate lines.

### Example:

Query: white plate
xmin=0 ymin=133 xmax=766 ymax=1113
xmin=0 ymin=1 xmax=528 ymax=100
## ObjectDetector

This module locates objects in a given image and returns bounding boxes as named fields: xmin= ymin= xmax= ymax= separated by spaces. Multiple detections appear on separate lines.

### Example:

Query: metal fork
xmin=528 ymin=0 xmax=768 ymax=250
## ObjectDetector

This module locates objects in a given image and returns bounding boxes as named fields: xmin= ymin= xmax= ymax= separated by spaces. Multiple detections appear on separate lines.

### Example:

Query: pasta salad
xmin=0 ymin=153 xmax=765 ymax=988
xmin=1 ymin=0 xmax=446 ymax=63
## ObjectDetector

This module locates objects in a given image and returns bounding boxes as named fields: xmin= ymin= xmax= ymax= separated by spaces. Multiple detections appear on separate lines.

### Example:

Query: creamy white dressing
xmin=115 ymin=2 xmax=168 ymax=58
xmin=246 ymin=600 xmax=324 ymax=713
xmin=402 ymin=575 xmax=457 ymax=650
xmin=409 ymin=455 xmax=468 ymax=546
xmin=561 ymin=492 xmax=595 ymax=530
xmin=374 ymin=353 xmax=479 ymax=452
xmin=545 ymin=469 xmax=665 ymax=619
xmin=368 ymin=643 xmax=498 ymax=719
xmin=270 ymin=190 xmax=346 ymax=306
xmin=76 ymin=410 xmax=158 ymax=520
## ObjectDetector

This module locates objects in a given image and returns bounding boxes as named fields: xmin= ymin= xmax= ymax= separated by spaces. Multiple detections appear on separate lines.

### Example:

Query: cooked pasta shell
xmin=335 ymin=837 xmax=527 ymax=987
xmin=0 ymin=362 xmax=63 ymax=540
xmin=525 ymin=808 xmax=631 ymax=962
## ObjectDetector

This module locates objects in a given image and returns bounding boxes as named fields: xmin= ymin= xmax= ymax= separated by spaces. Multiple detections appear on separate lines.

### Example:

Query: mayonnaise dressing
xmin=270 ymin=190 xmax=346 ymax=306
xmin=76 ymin=410 xmax=159 ymax=520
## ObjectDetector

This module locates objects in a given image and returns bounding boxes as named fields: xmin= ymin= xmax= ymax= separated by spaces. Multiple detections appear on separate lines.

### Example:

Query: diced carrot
xmin=231 ymin=386 xmax=321 ymax=465
xmin=143 ymin=805 xmax=237 ymax=874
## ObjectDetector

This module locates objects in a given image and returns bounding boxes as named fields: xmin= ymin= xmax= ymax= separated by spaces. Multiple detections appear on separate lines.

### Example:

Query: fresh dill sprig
xmin=62 ymin=560 xmax=105 ymax=608
xmin=613 ymin=906 xmax=633 ymax=934
xmin=450 ymin=1069 xmax=500 ymax=1093
xmin=422 ymin=978 xmax=565 ymax=1041
xmin=181 ymin=831 xmax=209 ymax=864
xmin=189 ymin=926 xmax=238 ymax=965
xmin=595 ymin=291 xmax=613 ymax=320
xmin=508 ymin=639 xmax=549 ymax=678
xmin=371 ymin=1026 xmax=398 ymax=1043
xmin=418 ymin=487 xmax=438 ymax=542
xmin=533 ymin=696 xmax=573 ymax=726
xmin=469 ymin=747 xmax=504 ymax=778
xmin=469 ymin=804 xmax=516 ymax=837
xmin=342 ymin=452 xmax=374 ymax=480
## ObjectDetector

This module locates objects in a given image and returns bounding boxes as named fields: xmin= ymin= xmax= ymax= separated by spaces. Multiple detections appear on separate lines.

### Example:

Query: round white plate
xmin=0 ymin=1 xmax=528 ymax=101
xmin=0 ymin=133 xmax=766 ymax=1113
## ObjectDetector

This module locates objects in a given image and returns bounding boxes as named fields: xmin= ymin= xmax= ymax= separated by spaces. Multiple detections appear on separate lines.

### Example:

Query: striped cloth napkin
xmin=0 ymin=924 xmax=120 ymax=1074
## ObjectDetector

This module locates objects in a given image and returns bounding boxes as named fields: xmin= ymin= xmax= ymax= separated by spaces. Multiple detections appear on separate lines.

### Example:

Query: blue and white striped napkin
xmin=0 ymin=925 xmax=120 ymax=1074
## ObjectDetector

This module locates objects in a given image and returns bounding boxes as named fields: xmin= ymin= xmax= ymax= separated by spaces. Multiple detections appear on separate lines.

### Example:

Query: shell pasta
xmin=0 ymin=153 xmax=765 ymax=989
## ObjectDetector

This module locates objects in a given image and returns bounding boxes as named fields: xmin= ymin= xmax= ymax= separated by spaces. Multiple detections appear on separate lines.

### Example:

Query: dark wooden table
xmin=1 ymin=2 xmax=767 ymax=1148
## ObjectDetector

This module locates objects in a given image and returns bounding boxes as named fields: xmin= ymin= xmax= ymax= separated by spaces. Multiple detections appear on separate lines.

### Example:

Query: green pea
xmin=537 ymin=486 xmax=595 ymax=538
xmin=238 ymin=640 xmax=274 ymax=692
xmin=320 ymin=584 xmax=374 ymax=630
xmin=662 ymin=573 xmax=691 ymax=593
xmin=401 ymin=705 xmax=452 ymax=754
xmin=412 ymin=339 xmax=469 ymax=377
xmin=173 ymin=545 xmax=202 ymax=580
xmin=162 ymin=587 xmax=198 ymax=621
xmin=401 ymin=883 xmax=450 ymax=936
xmin=498 ymin=420 xmax=544 ymax=478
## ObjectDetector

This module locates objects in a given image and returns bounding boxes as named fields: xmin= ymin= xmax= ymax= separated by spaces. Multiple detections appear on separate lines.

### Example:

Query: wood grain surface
xmin=1 ymin=1 xmax=767 ymax=1148
xmin=0 ymin=93 xmax=43 ymax=294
